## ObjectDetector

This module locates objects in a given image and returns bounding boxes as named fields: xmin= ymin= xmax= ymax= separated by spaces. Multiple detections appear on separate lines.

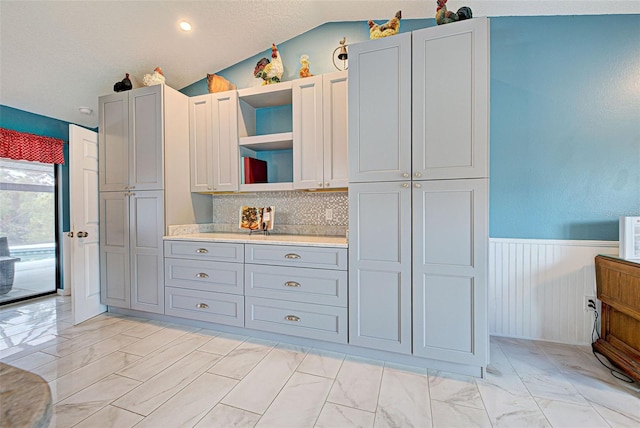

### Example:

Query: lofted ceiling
xmin=1 ymin=0 xmax=639 ymax=129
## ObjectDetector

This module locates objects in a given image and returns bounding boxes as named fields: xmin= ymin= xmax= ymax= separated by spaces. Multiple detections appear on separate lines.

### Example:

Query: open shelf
xmin=239 ymin=132 xmax=293 ymax=151
xmin=237 ymin=81 xmax=292 ymax=108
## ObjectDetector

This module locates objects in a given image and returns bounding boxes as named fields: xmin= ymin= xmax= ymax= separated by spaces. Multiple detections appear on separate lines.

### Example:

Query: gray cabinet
xmin=348 ymin=33 xmax=412 ymax=183
xmin=244 ymin=244 xmax=348 ymax=344
xmin=188 ymin=90 xmax=239 ymax=192
xmin=98 ymin=85 xmax=163 ymax=192
xmin=412 ymin=19 xmax=489 ymax=180
xmin=348 ymin=18 xmax=490 ymax=367
xmin=347 ymin=182 xmax=412 ymax=354
xmin=412 ymin=179 xmax=488 ymax=365
xmin=164 ymin=240 xmax=245 ymax=326
xmin=100 ymin=191 xmax=164 ymax=314
xmin=291 ymin=71 xmax=348 ymax=190
xmin=99 ymin=84 xmax=193 ymax=314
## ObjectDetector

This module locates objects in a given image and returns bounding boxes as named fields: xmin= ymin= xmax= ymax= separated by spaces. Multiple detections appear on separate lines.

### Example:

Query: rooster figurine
xmin=113 ymin=73 xmax=132 ymax=92
xmin=254 ymin=44 xmax=284 ymax=85
xmin=369 ymin=10 xmax=402 ymax=40
xmin=143 ymin=67 xmax=166 ymax=86
xmin=436 ymin=0 xmax=472 ymax=25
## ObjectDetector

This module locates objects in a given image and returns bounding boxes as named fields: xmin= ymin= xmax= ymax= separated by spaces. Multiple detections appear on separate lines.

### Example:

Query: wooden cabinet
xmin=348 ymin=18 xmax=490 ymax=368
xmin=99 ymin=84 xmax=193 ymax=314
xmin=293 ymin=71 xmax=348 ymax=190
xmin=348 ymin=181 xmax=412 ymax=354
xmin=100 ymin=191 xmax=164 ymax=314
xmin=188 ymin=90 xmax=239 ymax=192
xmin=593 ymin=255 xmax=640 ymax=382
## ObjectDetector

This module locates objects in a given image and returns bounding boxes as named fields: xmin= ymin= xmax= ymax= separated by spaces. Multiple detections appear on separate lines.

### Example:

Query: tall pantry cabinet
xmin=348 ymin=18 xmax=490 ymax=369
xmin=99 ymin=84 xmax=193 ymax=314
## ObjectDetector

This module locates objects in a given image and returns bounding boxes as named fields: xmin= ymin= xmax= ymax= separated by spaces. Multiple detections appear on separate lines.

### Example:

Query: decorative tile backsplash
xmin=211 ymin=191 xmax=348 ymax=236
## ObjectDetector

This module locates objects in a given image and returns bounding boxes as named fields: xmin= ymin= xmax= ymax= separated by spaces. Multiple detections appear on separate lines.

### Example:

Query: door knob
xmin=78 ymin=231 xmax=89 ymax=238
xmin=68 ymin=231 xmax=74 ymax=238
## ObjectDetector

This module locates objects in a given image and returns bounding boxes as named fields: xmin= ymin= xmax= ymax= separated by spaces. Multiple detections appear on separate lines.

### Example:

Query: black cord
xmin=590 ymin=309 xmax=635 ymax=384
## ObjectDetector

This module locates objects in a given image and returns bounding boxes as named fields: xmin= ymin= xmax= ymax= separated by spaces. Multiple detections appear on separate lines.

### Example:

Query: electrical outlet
xmin=584 ymin=296 xmax=597 ymax=312
xmin=325 ymin=208 xmax=333 ymax=221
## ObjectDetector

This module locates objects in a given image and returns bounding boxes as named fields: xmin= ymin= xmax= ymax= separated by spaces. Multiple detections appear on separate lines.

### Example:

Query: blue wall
xmin=0 ymin=105 xmax=72 ymax=232
xmin=182 ymin=15 xmax=640 ymax=241
xmin=490 ymin=15 xmax=640 ymax=240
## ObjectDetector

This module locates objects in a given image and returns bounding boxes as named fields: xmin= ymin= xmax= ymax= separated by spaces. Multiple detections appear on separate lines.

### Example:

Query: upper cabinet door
xmin=293 ymin=75 xmax=324 ymax=190
xmin=129 ymin=85 xmax=164 ymax=190
xmin=323 ymin=71 xmax=348 ymax=189
xmin=99 ymin=92 xmax=129 ymax=192
xmin=412 ymin=17 xmax=489 ymax=180
xmin=189 ymin=94 xmax=214 ymax=192
xmin=212 ymin=90 xmax=239 ymax=192
xmin=348 ymin=32 xmax=412 ymax=183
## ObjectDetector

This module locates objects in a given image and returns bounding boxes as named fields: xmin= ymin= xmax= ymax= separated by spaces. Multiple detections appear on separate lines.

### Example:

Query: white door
xmin=70 ymin=124 xmax=106 ymax=324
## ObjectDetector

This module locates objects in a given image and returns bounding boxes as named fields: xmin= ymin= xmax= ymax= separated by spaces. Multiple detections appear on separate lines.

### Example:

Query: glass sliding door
xmin=0 ymin=159 xmax=58 ymax=304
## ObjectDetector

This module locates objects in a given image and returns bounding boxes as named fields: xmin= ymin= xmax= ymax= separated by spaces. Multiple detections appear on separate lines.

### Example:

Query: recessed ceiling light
xmin=78 ymin=107 xmax=93 ymax=115
xmin=179 ymin=21 xmax=192 ymax=32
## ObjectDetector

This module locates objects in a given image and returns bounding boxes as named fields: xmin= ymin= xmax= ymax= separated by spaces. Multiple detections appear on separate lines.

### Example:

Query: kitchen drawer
xmin=164 ymin=240 xmax=244 ymax=263
xmin=245 ymin=296 xmax=347 ymax=344
xmin=165 ymin=287 xmax=244 ymax=326
xmin=165 ymin=258 xmax=244 ymax=295
xmin=245 ymin=264 xmax=347 ymax=307
xmin=245 ymin=244 xmax=347 ymax=270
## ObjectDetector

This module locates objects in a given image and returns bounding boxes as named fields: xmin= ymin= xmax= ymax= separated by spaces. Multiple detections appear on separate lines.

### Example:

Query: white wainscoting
xmin=489 ymin=238 xmax=618 ymax=345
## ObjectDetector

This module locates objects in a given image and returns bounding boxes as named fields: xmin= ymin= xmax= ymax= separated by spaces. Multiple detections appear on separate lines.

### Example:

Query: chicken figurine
xmin=254 ymin=44 xmax=284 ymax=85
xmin=368 ymin=10 xmax=402 ymax=40
xmin=142 ymin=67 xmax=166 ymax=86
xmin=436 ymin=0 xmax=472 ymax=25
xmin=113 ymin=73 xmax=132 ymax=92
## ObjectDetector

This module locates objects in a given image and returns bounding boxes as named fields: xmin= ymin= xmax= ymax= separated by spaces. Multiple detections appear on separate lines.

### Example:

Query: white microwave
xmin=619 ymin=216 xmax=640 ymax=261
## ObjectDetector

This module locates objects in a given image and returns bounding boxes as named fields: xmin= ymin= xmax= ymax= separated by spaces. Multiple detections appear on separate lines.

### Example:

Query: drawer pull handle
xmin=284 ymin=281 xmax=301 ymax=288
xmin=284 ymin=315 xmax=301 ymax=322
xmin=196 ymin=273 xmax=209 ymax=279
xmin=196 ymin=303 xmax=209 ymax=309
xmin=196 ymin=248 xmax=209 ymax=254
xmin=284 ymin=253 xmax=301 ymax=259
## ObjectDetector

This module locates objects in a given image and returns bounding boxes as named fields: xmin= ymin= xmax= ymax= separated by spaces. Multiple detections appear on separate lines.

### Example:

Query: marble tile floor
xmin=1 ymin=295 xmax=639 ymax=428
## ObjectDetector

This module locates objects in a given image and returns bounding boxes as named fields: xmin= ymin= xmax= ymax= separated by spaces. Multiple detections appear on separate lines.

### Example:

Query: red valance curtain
xmin=0 ymin=128 xmax=65 ymax=165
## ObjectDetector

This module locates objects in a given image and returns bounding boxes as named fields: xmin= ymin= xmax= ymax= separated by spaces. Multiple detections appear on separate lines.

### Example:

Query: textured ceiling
xmin=1 ymin=1 xmax=639 ymax=129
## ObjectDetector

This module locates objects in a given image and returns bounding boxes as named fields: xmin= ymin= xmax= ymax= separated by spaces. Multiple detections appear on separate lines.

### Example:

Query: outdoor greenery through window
xmin=0 ymin=158 xmax=57 ymax=303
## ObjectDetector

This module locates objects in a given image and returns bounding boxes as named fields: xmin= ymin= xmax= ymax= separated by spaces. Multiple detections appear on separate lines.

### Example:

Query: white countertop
xmin=164 ymin=232 xmax=348 ymax=248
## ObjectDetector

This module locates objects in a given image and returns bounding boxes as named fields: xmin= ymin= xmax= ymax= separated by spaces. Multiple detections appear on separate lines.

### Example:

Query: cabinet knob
xmin=284 ymin=315 xmax=301 ymax=322
xmin=78 ymin=231 xmax=89 ymax=238
xmin=415 ymin=172 xmax=422 ymax=178
xmin=124 ymin=186 xmax=130 ymax=190
xmin=196 ymin=248 xmax=209 ymax=254
xmin=207 ymin=186 xmax=212 ymax=190
xmin=402 ymin=183 xmax=409 ymax=188
xmin=130 ymin=186 xmax=136 ymax=190
xmin=414 ymin=183 xmax=422 ymax=188
xmin=68 ymin=232 xmax=74 ymax=238
xmin=196 ymin=272 xmax=209 ymax=279
xmin=402 ymin=172 xmax=410 ymax=178
xmin=325 ymin=182 xmax=330 ymax=187
xmin=284 ymin=281 xmax=301 ymax=288
xmin=284 ymin=253 xmax=301 ymax=259
xmin=196 ymin=303 xmax=209 ymax=309
xmin=319 ymin=183 xmax=323 ymax=187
